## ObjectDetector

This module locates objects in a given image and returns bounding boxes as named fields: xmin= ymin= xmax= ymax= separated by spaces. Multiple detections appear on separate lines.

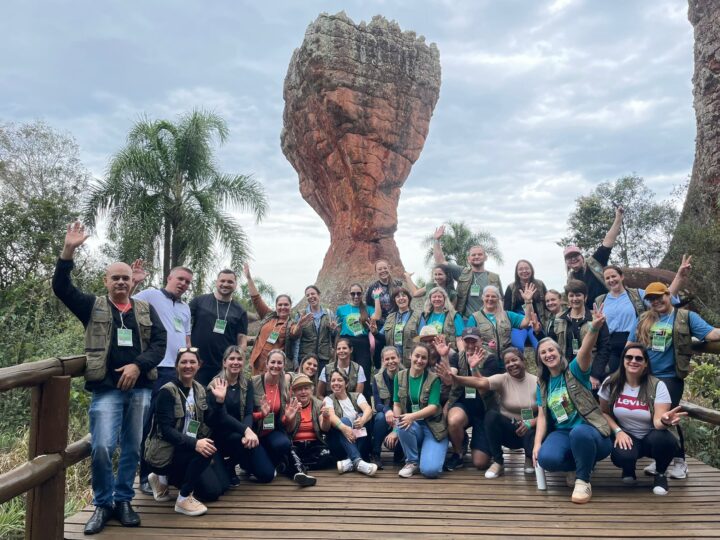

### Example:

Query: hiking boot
xmin=174 ymin=495 xmax=207 ymax=517
xmin=667 ymin=458 xmax=688 ymax=479
xmin=523 ymin=457 xmax=535 ymax=474
xmin=398 ymin=462 xmax=418 ymax=478
xmin=355 ymin=459 xmax=378 ymax=476
xmin=444 ymin=452 xmax=464 ymax=471
xmin=652 ymin=474 xmax=669 ymax=495
xmin=293 ymin=471 xmax=317 ymax=487
xmin=571 ymin=479 xmax=592 ymax=504
xmin=484 ymin=462 xmax=504 ymax=479
xmin=337 ymin=458 xmax=354 ymax=474
xmin=148 ymin=472 xmax=172 ymax=502
xmin=83 ymin=505 xmax=113 ymax=535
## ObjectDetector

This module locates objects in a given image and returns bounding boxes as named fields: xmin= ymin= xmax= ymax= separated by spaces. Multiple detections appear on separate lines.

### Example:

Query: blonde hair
xmin=423 ymin=286 xmax=456 ymax=317
xmin=635 ymin=310 xmax=659 ymax=348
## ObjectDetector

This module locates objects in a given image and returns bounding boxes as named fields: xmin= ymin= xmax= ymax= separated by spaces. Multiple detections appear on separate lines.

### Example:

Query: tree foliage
xmin=560 ymin=175 xmax=679 ymax=267
xmin=83 ymin=110 xmax=268 ymax=290
xmin=423 ymin=221 xmax=503 ymax=267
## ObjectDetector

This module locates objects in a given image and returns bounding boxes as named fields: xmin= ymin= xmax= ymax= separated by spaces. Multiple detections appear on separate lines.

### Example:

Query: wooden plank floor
xmin=65 ymin=453 xmax=720 ymax=539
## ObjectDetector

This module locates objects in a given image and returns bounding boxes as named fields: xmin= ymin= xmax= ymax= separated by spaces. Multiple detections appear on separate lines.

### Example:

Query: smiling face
xmin=565 ymin=252 xmax=584 ymax=272
xmin=266 ymin=352 xmax=285 ymax=376
xmin=275 ymin=295 xmax=292 ymax=319
xmin=430 ymin=291 xmax=445 ymax=310
xmin=647 ymin=293 xmax=672 ymax=314
xmin=176 ymin=352 xmax=200 ymax=382
xmin=410 ymin=346 xmax=429 ymax=373
xmin=545 ymin=291 xmax=562 ymax=314
xmin=382 ymin=349 xmax=400 ymax=374
xmin=349 ymin=285 xmax=363 ymax=306
xmin=394 ymin=291 xmax=410 ymax=311
xmin=603 ymin=268 xmax=624 ymax=292
xmin=432 ymin=267 xmax=448 ymax=287
xmin=516 ymin=261 xmax=532 ymax=282
xmin=482 ymin=289 xmax=499 ymax=310
xmin=623 ymin=347 xmax=648 ymax=378
xmin=329 ymin=372 xmax=348 ymax=395
xmin=223 ymin=351 xmax=244 ymax=379
xmin=503 ymin=351 xmax=525 ymax=379
xmin=567 ymin=291 xmax=585 ymax=311
xmin=467 ymin=246 xmax=487 ymax=268
xmin=336 ymin=340 xmax=351 ymax=362
xmin=375 ymin=260 xmax=391 ymax=282
xmin=463 ymin=337 xmax=480 ymax=355
xmin=104 ymin=262 xmax=133 ymax=301
xmin=216 ymin=272 xmax=237 ymax=297
xmin=293 ymin=384 xmax=313 ymax=405
xmin=305 ymin=287 xmax=320 ymax=308
xmin=301 ymin=357 xmax=319 ymax=378
xmin=166 ymin=268 xmax=193 ymax=297
xmin=538 ymin=340 xmax=561 ymax=371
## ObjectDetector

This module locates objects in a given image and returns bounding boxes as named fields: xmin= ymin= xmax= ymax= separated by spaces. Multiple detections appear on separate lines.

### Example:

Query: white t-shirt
xmin=323 ymin=394 xmax=368 ymax=423
xmin=599 ymin=380 xmax=671 ymax=438
xmin=319 ymin=365 xmax=367 ymax=384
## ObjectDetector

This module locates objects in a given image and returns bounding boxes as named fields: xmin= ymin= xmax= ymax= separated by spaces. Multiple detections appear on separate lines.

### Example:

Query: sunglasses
xmin=624 ymin=354 xmax=646 ymax=363
xmin=178 ymin=347 xmax=199 ymax=354
xmin=349 ymin=292 xmax=363 ymax=297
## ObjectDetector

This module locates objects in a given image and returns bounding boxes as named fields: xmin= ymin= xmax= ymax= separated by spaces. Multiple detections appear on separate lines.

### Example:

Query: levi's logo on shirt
xmin=615 ymin=394 xmax=649 ymax=411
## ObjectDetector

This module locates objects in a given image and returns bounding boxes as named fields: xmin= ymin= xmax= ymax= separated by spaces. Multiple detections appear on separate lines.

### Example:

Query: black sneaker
xmin=444 ymin=453 xmax=464 ymax=471
xmin=653 ymin=474 xmax=669 ymax=496
xmin=369 ymin=454 xmax=384 ymax=470
xmin=293 ymin=472 xmax=317 ymax=487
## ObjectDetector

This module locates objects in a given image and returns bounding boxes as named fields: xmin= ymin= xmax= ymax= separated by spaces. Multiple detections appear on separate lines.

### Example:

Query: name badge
xmin=186 ymin=419 xmax=200 ymax=439
xmin=213 ymin=319 xmax=227 ymax=334
xmin=117 ymin=328 xmax=133 ymax=347
xmin=470 ymin=284 xmax=481 ymax=297
xmin=572 ymin=338 xmax=580 ymax=355
xmin=651 ymin=330 xmax=668 ymax=352
xmin=173 ymin=316 xmax=184 ymax=333
xmin=411 ymin=404 xmax=420 ymax=413
xmin=348 ymin=316 xmax=363 ymax=336
xmin=465 ymin=386 xmax=477 ymax=399
xmin=521 ymin=408 xmax=534 ymax=429
xmin=262 ymin=412 xmax=275 ymax=430
xmin=266 ymin=330 xmax=280 ymax=344
xmin=393 ymin=323 xmax=405 ymax=346
xmin=550 ymin=401 xmax=569 ymax=423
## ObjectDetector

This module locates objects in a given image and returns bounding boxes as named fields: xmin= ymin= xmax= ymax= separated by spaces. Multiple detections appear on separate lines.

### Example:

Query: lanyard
xmin=216 ymin=298 xmax=232 ymax=321
xmin=410 ymin=372 xmax=426 ymax=408
xmin=263 ymin=378 xmax=280 ymax=412
xmin=108 ymin=298 xmax=131 ymax=329
xmin=177 ymin=385 xmax=196 ymax=420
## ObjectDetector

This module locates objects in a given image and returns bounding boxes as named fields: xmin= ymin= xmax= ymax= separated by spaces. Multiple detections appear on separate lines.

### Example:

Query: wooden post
xmin=25 ymin=376 xmax=70 ymax=540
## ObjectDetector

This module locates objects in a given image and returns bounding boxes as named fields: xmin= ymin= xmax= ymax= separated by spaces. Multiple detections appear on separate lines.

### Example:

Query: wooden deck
xmin=64 ymin=453 xmax=720 ymax=539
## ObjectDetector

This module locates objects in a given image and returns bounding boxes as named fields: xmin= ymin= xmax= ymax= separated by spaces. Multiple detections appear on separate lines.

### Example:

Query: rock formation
xmin=281 ymin=12 xmax=441 ymax=306
xmin=662 ymin=1 xmax=720 ymax=319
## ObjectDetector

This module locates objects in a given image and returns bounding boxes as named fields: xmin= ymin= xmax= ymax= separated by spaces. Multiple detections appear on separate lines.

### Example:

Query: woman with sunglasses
xmin=244 ymin=264 xmax=298 ymax=375
xmin=250 ymin=350 xmax=292 ymax=472
xmin=145 ymin=348 xmax=227 ymax=517
xmin=317 ymin=338 xmax=366 ymax=397
xmin=629 ymin=279 xmax=720 ymax=479
xmin=599 ymin=345 xmax=684 ymax=495
xmin=382 ymin=287 xmax=420 ymax=368
xmin=335 ymin=284 xmax=381 ymax=400
xmin=206 ymin=345 xmax=278 ymax=485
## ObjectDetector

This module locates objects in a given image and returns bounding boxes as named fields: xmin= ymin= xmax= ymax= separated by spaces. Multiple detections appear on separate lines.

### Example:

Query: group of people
xmin=52 ymin=210 xmax=720 ymax=535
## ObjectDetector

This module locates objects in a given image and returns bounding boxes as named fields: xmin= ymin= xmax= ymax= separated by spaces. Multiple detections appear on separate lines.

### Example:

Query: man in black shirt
xmin=52 ymin=221 xmax=166 ymax=535
xmin=564 ymin=206 xmax=624 ymax=310
xmin=190 ymin=269 xmax=248 ymax=385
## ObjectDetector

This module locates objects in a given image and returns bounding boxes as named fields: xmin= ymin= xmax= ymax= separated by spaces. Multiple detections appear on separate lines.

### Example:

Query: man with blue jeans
xmin=53 ymin=222 xmax=166 ymax=535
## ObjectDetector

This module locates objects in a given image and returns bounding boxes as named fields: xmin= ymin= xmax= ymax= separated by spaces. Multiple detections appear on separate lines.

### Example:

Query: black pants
xmin=372 ymin=332 xmax=386 ymax=371
xmin=658 ymin=376 xmax=685 ymax=458
xmin=346 ymin=334 xmax=373 ymax=401
xmin=484 ymin=409 xmax=535 ymax=465
xmin=216 ymin=432 xmax=277 ymax=484
xmin=152 ymin=445 xmax=223 ymax=500
xmin=611 ymin=429 xmax=679 ymax=476
xmin=607 ymin=331 xmax=630 ymax=375
xmin=286 ymin=440 xmax=334 ymax=476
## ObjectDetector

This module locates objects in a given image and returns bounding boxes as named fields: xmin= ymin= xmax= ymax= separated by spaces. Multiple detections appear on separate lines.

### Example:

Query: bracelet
xmin=613 ymin=427 xmax=623 ymax=435
xmin=589 ymin=327 xmax=599 ymax=333
xmin=373 ymin=295 xmax=381 ymax=300
xmin=335 ymin=420 xmax=343 ymax=429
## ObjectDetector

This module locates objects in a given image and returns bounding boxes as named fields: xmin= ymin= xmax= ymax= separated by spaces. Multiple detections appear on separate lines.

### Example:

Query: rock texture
xmin=662 ymin=1 xmax=720 ymax=318
xmin=281 ymin=12 xmax=441 ymax=306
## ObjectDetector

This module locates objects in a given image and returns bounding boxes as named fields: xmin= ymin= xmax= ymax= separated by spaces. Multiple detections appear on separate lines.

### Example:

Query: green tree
xmin=560 ymin=175 xmax=679 ymax=267
xmin=238 ymin=276 xmax=276 ymax=317
xmin=423 ymin=221 xmax=503 ymax=267
xmin=83 ymin=110 xmax=268 ymax=289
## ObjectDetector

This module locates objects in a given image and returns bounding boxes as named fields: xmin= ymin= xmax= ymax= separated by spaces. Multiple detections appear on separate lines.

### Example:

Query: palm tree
xmin=423 ymin=221 xmax=503 ymax=267
xmin=84 ymin=110 xmax=267 ymax=288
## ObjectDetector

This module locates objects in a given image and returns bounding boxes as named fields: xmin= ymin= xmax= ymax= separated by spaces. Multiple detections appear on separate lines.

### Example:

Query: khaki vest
xmin=672 ymin=308 xmax=693 ymax=379
xmin=323 ymin=361 xmax=361 ymax=396
xmin=646 ymin=376 xmax=680 ymax=440
xmin=329 ymin=391 xmax=362 ymax=420
xmin=420 ymin=310 xmax=458 ymax=350
xmin=298 ymin=309 xmax=334 ymax=363
xmin=553 ymin=311 xmax=593 ymax=359
xmin=596 ymin=288 xmax=646 ymax=317
xmin=507 ymin=280 xmax=547 ymax=322
xmin=84 ymin=296 xmax=156 ymax=382
xmin=373 ymin=368 xmax=402 ymax=408
xmin=538 ymin=368 xmax=610 ymax=437
xmin=251 ymin=374 xmax=288 ymax=430
xmin=469 ymin=310 xmax=512 ymax=354
xmin=208 ymin=375 xmax=249 ymax=420
xmin=455 ymin=267 xmax=502 ymax=315
xmin=383 ymin=310 xmax=420 ymax=368
xmin=289 ymin=396 xmax=325 ymax=441
xmin=144 ymin=380 xmax=210 ymax=467
xmin=396 ymin=369 xmax=448 ymax=441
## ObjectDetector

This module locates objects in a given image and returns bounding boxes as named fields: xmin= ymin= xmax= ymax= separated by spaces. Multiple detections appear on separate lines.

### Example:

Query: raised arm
xmin=602 ymin=206 xmax=624 ymax=248
xmin=519 ymin=283 xmax=537 ymax=328
xmin=668 ymin=254 xmax=691 ymax=298
xmin=432 ymin=225 xmax=448 ymax=265
xmin=577 ymin=304 xmax=606 ymax=373
xmin=404 ymin=272 xmax=426 ymax=298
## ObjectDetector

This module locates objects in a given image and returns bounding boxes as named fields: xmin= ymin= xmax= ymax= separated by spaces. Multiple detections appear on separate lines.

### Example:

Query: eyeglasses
xmin=349 ymin=292 xmax=363 ymax=297
xmin=565 ymin=254 xmax=581 ymax=261
xmin=178 ymin=347 xmax=199 ymax=354
xmin=623 ymin=354 xmax=646 ymax=363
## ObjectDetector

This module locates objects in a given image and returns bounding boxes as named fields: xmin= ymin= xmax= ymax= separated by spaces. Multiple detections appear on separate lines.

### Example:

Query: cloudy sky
xmin=1 ymin=0 xmax=694 ymax=300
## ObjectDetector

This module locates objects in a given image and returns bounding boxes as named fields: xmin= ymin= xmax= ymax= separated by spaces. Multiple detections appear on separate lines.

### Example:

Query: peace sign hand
xmin=662 ymin=406 xmax=688 ymax=426
xmin=677 ymin=254 xmax=692 ymax=280
xmin=590 ymin=302 xmax=606 ymax=330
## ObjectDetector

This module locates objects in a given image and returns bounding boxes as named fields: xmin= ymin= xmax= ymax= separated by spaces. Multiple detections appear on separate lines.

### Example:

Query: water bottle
xmin=535 ymin=465 xmax=547 ymax=490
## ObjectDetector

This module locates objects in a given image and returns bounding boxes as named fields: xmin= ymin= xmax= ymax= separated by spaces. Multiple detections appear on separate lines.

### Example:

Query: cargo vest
xmin=506 ymin=280 xmax=547 ymax=322
xmin=420 ymin=309 xmax=458 ymax=349
xmin=671 ymin=308 xmax=693 ymax=379
xmin=468 ymin=309 xmax=512 ymax=355
xmin=383 ymin=310 xmax=420 ymax=368
xmin=595 ymin=288 xmax=646 ymax=316
xmin=553 ymin=311 xmax=593 ymax=359
xmin=289 ymin=396 xmax=325 ymax=441
xmin=323 ymin=360 xmax=361 ymax=396
xmin=452 ymin=351 xmax=499 ymax=412
xmin=208 ymin=375 xmax=249 ymax=421
xmin=84 ymin=296 xmax=156 ymax=382
xmin=144 ymin=380 xmax=210 ymax=468
xmin=251 ymin=374 xmax=289 ymax=431
xmin=538 ymin=368 xmax=610 ymax=437
xmin=329 ymin=391 xmax=362 ymax=420
xmin=373 ymin=367 xmax=402 ymax=408
xmin=259 ymin=311 xmax=295 ymax=370
xmin=455 ymin=267 xmax=502 ymax=315
xmin=396 ymin=369 xmax=448 ymax=441
xmin=297 ymin=308 xmax=334 ymax=363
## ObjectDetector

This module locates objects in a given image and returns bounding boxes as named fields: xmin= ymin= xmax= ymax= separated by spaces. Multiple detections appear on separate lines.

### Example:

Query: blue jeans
xmin=511 ymin=327 xmax=538 ymax=349
xmin=396 ymin=420 xmax=448 ymax=478
xmin=537 ymin=423 xmax=612 ymax=482
xmin=89 ymin=387 xmax=151 ymax=507
xmin=326 ymin=417 xmax=369 ymax=462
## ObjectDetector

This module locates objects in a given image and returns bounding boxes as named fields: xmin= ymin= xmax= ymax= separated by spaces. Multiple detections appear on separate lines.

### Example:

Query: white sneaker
xmin=643 ymin=460 xmax=657 ymax=476
xmin=355 ymin=460 xmax=378 ymax=476
xmin=667 ymin=458 xmax=688 ymax=479
xmin=337 ymin=459 xmax=354 ymax=474
xmin=148 ymin=472 xmax=172 ymax=502
xmin=398 ymin=463 xmax=418 ymax=478
xmin=523 ymin=457 xmax=535 ymax=474
xmin=484 ymin=462 xmax=504 ymax=479
xmin=565 ymin=471 xmax=576 ymax=488
xmin=571 ymin=479 xmax=592 ymax=504
xmin=174 ymin=495 xmax=207 ymax=516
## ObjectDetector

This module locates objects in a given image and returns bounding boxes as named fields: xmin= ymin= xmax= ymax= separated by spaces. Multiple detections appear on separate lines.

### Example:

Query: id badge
xmin=572 ymin=338 xmax=580 ymax=355
xmin=117 ymin=328 xmax=133 ymax=347
xmin=411 ymin=404 xmax=420 ymax=413
xmin=186 ymin=419 xmax=200 ymax=439
xmin=394 ymin=323 xmax=405 ymax=346
xmin=550 ymin=401 xmax=569 ymax=423
xmin=213 ymin=318 xmax=227 ymax=334
xmin=465 ymin=386 xmax=477 ymax=399
xmin=262 ymin=412 xmax=275 ymax=430
xmin=266 ymin=330 xmax=280 ymax=344
xmin=521 ymin=408 xmax=533 ymax=428
xmin=470 ymin=284 xmax=481 ymax=297
xmin=173 ymin=316 xmax=184 ymax=333
xmin=651 ymin=331 xmax=667 ymax=352
xmin=348 ymin=316 xmax=363 ymax=336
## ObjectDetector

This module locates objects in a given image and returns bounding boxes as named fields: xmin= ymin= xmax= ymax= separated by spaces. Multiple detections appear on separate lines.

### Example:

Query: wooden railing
xmin=1 ymin=353 xmax=720 ymax=540
xmin=0 ymin=356 xmax=90 ymax=540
